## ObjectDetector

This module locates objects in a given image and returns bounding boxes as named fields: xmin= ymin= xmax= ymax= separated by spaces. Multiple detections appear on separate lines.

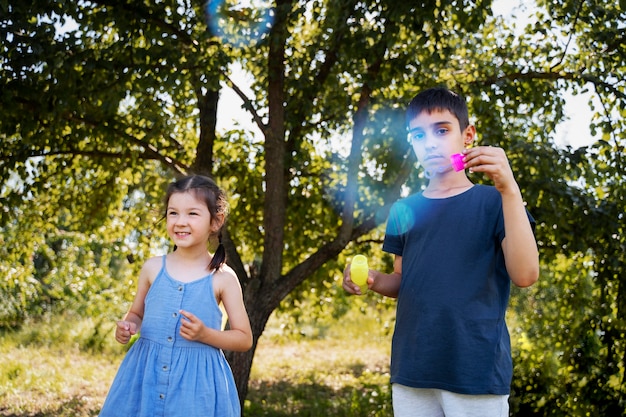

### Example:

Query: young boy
xmin=343 ymin=87 xmax=539 ymax=416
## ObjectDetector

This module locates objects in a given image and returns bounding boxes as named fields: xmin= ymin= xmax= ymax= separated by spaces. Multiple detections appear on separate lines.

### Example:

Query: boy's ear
xmin=463 ymin=125 xmax=476 ymax=146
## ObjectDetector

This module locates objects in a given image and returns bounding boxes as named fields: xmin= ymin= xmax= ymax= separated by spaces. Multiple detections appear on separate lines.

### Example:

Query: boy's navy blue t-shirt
xmin=383 ymin=184 xmax=534 ymax=395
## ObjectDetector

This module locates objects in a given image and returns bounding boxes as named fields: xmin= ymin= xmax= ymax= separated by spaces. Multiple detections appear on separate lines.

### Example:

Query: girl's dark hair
xmin=164 ymin=175 xmax=229 ymax=272
xmin=405 ymin=87 xmax=470 ymax=130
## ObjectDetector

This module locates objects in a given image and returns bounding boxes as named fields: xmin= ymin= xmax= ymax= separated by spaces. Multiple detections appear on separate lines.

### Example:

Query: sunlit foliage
xmin=1 ymin=0 xmax=624 ymax=413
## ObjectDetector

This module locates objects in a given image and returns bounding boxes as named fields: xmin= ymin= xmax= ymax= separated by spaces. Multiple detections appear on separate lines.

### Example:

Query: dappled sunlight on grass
xmin=0 ymin=344 xmax=119 ymax=416
xmin=246 ymin=307 xmax=394 ymax=416
xmin=1 ymin=307 xmax=394 ymax=416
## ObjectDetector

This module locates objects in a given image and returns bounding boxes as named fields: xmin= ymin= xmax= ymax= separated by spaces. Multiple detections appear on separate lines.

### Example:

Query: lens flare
xmin=205 ymin=0 xmax=274 ymax=48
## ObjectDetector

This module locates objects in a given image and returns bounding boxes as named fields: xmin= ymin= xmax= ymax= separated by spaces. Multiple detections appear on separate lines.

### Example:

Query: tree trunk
xmin=225 ymin=296 xmax=274 ymax=415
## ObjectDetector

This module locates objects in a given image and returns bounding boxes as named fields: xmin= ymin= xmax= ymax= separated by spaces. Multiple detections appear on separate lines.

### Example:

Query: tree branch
xmin=550 ymin=0 xmax=584 ymax=71
xmin=222 ymin=72 xmax=268 ymax=134
xmin=479 ymin=70 xmax=626 ymax=100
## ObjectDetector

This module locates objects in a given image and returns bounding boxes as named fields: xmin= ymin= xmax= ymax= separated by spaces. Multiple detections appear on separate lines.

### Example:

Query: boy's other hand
xmin=342 ymin=264 xmax=365 ymax=295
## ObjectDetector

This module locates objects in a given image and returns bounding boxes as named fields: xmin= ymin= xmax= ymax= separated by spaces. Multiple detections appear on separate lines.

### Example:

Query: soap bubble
xmin=204 ymin=0 xmax=274 ymax=48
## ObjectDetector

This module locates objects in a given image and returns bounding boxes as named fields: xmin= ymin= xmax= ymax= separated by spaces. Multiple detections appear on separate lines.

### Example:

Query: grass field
xmin=0 ymin=308 xmax=394 ymax=416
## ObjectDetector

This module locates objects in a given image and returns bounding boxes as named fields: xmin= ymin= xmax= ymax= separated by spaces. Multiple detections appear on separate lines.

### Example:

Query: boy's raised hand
xmin=463 ymin=146 xmax=518 ymax=194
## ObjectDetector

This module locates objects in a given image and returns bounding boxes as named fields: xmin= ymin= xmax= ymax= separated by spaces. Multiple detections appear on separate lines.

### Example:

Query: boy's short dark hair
xmin=406 ymin=87 xmax=470 ymax=131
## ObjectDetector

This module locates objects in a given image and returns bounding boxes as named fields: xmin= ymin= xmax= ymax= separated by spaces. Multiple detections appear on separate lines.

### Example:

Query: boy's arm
xmin=500 ymin=185 xmax=540 ymax=287
xmin=464 ymin=146 xmax=539 ymax=287
xmin=370 ymin=255 xmax=403 ymax=297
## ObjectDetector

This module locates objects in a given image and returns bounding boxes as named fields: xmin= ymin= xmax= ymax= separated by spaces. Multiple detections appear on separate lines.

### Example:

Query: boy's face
xmin=407 ymin=109 xmax=475 ymax=175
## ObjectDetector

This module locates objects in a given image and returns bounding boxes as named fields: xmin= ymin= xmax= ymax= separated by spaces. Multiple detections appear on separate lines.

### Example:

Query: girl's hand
xmin=115 ymin=320 xmax=137 ymax=344
xmin=179 ymin=310 xmax=207 ymax=341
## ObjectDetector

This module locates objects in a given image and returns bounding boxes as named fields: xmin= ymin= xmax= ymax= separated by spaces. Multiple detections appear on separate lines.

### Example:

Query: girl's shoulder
xmin=140 ymin=255 xmax=165 ymax=284
xmin=212 ymin=263 xmax=241 ymax=292
xmin=213 ymin=263 xmax=237 ymax=281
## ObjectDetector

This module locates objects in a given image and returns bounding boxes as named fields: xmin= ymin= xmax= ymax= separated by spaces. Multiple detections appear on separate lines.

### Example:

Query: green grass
xmin=0 ymin=315 xmax=120 ymax=417
xmin=246 ymin=337 xmax=392 ymax=416
xmin=1 ymin=309 xmax=394 ymax=416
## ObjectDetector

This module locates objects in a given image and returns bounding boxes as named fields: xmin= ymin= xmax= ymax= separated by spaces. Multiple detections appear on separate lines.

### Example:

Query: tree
xmin=2 ymin=0 xmax=624 ymax=413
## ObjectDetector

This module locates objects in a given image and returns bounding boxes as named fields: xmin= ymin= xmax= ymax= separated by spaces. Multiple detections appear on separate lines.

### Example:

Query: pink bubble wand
xmin=424 ymin=153 xmax=466 ymax=179
xmin=450 ymin=153 xmax=465 ymax=172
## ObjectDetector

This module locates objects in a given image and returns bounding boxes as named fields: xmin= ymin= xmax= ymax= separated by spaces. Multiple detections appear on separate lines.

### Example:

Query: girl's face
xmin=408 ymin=109 xmax=475 ymax=176
xmin=166 ymin=191 xmax=215 ymax=249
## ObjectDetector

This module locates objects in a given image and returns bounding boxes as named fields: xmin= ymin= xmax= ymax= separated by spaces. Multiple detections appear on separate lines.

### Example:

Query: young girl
xmin=99 ymin=175 xmax=253 ymax=417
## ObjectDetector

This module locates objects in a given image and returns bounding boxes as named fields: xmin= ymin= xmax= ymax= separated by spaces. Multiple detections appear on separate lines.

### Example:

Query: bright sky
xmin=492 ymin=0 xmax=598 ymax=149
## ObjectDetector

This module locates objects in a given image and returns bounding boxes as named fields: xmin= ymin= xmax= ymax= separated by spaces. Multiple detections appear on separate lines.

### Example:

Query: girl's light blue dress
xmin=99 ymin=256 xmax=240 ymax=417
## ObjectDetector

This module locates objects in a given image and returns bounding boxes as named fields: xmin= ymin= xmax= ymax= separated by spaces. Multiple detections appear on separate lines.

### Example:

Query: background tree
xmin=1 ymin=0 xmax=624 ymax=413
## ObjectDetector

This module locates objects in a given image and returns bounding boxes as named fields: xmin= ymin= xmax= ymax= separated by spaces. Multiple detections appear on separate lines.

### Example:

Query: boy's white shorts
xmin=392 ymin=384 xmax=509 ymax=417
